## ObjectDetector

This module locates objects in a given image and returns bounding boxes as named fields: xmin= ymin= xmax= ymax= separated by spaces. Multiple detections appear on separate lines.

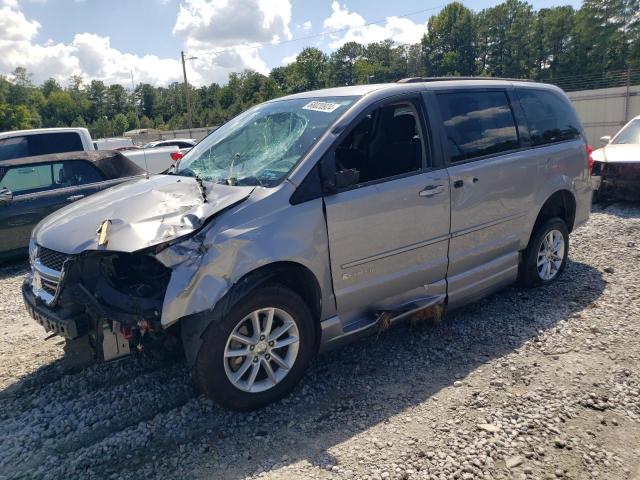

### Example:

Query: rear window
xmin=436 ymin=91 xmax=519 ymax=163
xmin=0 ymin=132 xmax=84 ymax=161
xmin=516 ymin=88 xmax=581 ymax=146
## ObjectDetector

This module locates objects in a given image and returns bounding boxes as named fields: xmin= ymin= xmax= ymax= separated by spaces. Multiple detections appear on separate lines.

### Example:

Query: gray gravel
xmin=1 ymin=204 xmax=639 ymax=480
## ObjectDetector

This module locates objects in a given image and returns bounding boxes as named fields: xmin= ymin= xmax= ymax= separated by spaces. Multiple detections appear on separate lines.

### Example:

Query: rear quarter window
xmin=516 ymin=88 xmax=581 ymax=146
xmin=436 ymin=90 xmax=519 ymax=163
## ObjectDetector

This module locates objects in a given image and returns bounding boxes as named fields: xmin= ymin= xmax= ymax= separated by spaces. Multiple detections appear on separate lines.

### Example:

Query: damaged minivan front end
xmin=23 ymin=174 xmax=254 ymax=363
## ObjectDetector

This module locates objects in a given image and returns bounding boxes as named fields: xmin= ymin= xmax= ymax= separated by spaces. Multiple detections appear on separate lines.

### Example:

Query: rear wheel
xmin=520 ymin=217 xmax=569 ymax=288
xmin=193 ymin=284 xmax=315 ymax=411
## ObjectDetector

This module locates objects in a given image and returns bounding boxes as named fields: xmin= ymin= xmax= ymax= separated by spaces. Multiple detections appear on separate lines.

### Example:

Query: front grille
xmin=38 ymin=246 xmax=68 ymax=271
xmin=41 ymin=278 xmax=58 ymax=296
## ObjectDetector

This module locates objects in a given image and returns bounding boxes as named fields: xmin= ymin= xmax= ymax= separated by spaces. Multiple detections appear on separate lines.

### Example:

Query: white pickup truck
xmin=0 ymin=127 xmax=181 ymax=174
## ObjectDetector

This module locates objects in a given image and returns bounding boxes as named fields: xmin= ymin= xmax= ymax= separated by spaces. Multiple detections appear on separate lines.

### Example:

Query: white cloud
xmin=322 ymin=1 xmax=427 ymax=50
xmin=0 ymin=5 xmax=40 ymax=41
xmin=323 ymin=1 xmax=364 ymax=32
xmin=302 ymin=20 xmax=312 ymax=31
xmin=282 ymin=53 xmax=297 ymax=65
xmin=0 ymin=0 xmax=286 ymax=86
xmin=173 ymin=0 xmax=292 ymax=48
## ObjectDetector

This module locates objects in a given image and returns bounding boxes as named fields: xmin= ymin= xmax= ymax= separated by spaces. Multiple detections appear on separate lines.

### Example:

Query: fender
xmin=155 ymin=186 xmax=334 ymax=330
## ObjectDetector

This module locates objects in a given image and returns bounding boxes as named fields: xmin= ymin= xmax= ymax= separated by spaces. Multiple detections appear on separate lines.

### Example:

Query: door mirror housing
xmin=323 ymin=169 xmax=360 ymax=193
xmin=0 ymin=187 xmax=13 ymax=206
xmin=335 ymin=169 xmax=360 ymax=189
xmin=599 ymin=135 xmax=611 ymax=145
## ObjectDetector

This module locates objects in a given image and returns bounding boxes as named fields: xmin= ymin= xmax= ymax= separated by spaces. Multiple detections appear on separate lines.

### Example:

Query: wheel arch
xmin=532 ymin=189 xmax=577 ymax=237
xmin=180 ymin=261 xmax=323 ymax=366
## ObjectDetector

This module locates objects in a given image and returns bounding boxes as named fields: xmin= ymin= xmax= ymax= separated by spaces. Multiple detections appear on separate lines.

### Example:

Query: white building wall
xmin=567 ymin=85 xmax=640 ymax=145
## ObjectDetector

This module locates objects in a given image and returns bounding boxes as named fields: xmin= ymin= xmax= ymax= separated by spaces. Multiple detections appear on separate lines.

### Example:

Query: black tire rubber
xmin=519 ymin=217 xmax=569 ymax=288
xmin=192 ymin=284 xmax=315 ymax=411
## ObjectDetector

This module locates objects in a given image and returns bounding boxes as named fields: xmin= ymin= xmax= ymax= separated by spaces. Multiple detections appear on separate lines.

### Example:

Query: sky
xmin=0 ymin=0 xmax=582 ymax=88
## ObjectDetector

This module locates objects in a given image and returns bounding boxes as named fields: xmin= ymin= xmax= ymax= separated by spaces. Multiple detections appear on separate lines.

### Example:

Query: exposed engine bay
xmin=24 ymin=249 xmax=175 ymax=364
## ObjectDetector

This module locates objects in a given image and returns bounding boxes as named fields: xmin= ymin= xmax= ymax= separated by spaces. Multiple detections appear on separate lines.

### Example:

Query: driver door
xmin=323 ymin=97 xmax=451 ymax=314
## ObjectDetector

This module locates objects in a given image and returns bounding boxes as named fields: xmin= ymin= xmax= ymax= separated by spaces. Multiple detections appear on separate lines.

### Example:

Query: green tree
xmin=286 ymin=47 xmax=328 ymax=93
xmin=422 ymin=2 xmax=476 ymax=76
xmin=41 ymin=90 xmax=78 ymax=127
xmin=329 ymin=42 xmax=364 ymax=86
xmin=112 ymin=113 xmax=129 ymax=135
xmin=86 ymin=80 xmax=107 ymax=122
xmin=42 ymin=78 xmax=62 ymax=98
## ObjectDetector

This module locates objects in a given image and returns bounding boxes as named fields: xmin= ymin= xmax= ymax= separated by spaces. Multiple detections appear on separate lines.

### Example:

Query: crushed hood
xmin=33 ymin=175 xmax=253 ymax=254
xmin=594 ymin=144 xmax=640 ymax=164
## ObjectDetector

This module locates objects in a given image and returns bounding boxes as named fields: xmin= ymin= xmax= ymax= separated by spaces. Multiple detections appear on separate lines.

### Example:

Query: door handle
xmin=66 ymin=194 xmax=85 ymax=202
xmin=453 ymin=180 xmax=464 ymax=188
xmin=419 ymin=185 xmax=445 ymax=197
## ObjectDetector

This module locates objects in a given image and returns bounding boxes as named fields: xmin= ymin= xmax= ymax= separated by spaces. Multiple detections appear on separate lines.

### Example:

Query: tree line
xmin=1 ymin=0 xmax=638 ymax=139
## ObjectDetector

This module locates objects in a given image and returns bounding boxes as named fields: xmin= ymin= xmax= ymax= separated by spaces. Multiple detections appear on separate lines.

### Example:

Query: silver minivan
xmin=23 ymin=79 xmax=592 ymax=410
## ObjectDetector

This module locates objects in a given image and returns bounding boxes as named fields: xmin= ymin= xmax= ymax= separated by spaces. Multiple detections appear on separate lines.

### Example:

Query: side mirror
xmin=0 ymin=187 xmax=13 ymax=206
xmin=599 ymin=135 xmax=611 ymax=145
xmin=335 ymin=168 xmax=360 ymax=189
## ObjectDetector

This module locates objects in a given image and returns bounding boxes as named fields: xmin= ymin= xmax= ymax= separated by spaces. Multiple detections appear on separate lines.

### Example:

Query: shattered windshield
xmin=177 ymin=96 xmax=357 ymax=186
xmin=612 ymin=119 xmax=640 ymax=145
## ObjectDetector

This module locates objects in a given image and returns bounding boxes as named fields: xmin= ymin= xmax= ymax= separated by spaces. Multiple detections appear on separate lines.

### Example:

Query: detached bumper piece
xmin=597 ymin=162 xmax=640 ymax=201
xmin=22 ymin=281 xmax=87 ymax=339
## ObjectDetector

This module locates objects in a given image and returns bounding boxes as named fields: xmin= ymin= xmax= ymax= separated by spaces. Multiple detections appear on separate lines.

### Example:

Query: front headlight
xmin=28 ymin=238 xmax=37 ymax=267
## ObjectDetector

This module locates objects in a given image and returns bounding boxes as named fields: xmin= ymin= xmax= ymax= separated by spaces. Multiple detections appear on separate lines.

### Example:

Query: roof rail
xmin=396 ymin=76 xmax=534 ymax=84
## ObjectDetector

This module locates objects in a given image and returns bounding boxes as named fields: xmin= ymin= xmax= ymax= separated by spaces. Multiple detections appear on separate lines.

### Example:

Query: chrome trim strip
xmin=450 ymin=212 xmax=526 ymax=238
xmin=341 ymin=234 xmax=450 ymax=270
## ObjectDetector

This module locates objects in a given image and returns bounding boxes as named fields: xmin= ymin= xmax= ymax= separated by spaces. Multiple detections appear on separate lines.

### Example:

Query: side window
xmin=0 ymin=136 xmax=29 ymax=161
xmin=516 ymin=89 xmax=581 ymax=146
xmin=0 ymin=164 xmax=54 ymax=194
xmin=53 ymin=161 xmax=104 ymax=187
xmin=28 ymin=132 xmax=84 ymax=156
xmin=336 ymin=101 xmax=426 ymax=184
xmin=437 ymin=91 xmax=519 ymax=163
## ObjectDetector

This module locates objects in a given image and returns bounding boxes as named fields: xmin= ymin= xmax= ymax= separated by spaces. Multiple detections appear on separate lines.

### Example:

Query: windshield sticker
xmin=302 ymin=101 xmax=342 ymax=113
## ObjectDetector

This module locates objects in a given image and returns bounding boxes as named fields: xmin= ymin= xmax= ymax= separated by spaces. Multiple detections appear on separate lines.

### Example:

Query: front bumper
xmin=594 ymin=162 xmax=640 ymax=201
xmin=22 ymin=280 xmax=87 ymax=339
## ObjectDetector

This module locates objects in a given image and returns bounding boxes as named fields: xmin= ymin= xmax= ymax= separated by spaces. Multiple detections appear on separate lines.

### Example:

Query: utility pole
xmin=181 ymin=51 xmax=196 ymax=131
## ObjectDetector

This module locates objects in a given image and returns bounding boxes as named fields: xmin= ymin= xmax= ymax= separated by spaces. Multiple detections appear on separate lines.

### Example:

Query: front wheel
xmin=192 ymin=284 xmax=316 ymax=411
xmin=520 ymin=217 xmax=569 ymax=288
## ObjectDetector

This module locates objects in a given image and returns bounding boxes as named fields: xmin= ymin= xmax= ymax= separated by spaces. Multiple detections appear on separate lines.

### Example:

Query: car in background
xmin=0 ymin=150 xmax=144 ymax=260
xmin=592 ymin=115 xmax=640 ymax=201
xmin=0 ymin=128 xmax=181 ymax=174
xmin=93 ymin=137 xmax=134 ymax=151
xmin=143 ymin=138 xmax=197 ymax=149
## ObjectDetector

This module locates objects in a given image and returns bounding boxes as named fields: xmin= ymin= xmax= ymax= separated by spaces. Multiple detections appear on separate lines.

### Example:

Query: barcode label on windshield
xmin=302 ymin=101 xmax=341 ymax=113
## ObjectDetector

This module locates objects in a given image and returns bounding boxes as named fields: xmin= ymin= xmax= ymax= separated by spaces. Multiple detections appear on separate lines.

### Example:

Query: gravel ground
xmin=1 ymin=204 xmax=639 ymax=480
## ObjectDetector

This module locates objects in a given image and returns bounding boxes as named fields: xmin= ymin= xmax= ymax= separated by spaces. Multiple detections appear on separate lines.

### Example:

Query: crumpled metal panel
xmin=32 ymin=175 xmax=253 ymax=254
xmin=156 ymin=184 xmax=335 ymax=328
xmin=600 ymin=162 xmax=640 ymax=201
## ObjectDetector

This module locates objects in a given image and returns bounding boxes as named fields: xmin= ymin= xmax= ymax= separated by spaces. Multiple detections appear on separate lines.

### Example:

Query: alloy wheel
xmin=223 ymin=307 xmax=300 ymax=393
xmin=537 ymin=229 xmax=565 ymax=281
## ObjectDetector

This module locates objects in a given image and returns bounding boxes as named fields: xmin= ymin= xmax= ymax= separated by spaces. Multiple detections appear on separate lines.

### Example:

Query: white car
xmin=0 ymin=128 xmax=181 ymax=174
xmin=592 ymin=115 xmax=640 ymax=201
xmin=93 ymin=137 xmax=134 ymax=150
xmin=143 ymin=138 xmax=196 ymax=149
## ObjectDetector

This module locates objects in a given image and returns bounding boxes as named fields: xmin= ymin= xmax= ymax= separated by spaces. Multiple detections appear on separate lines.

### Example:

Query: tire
xmin=192 ymin=284 xmax=315 ymax=411
xmin=520 ymin=217 xmax=569 ymax=288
